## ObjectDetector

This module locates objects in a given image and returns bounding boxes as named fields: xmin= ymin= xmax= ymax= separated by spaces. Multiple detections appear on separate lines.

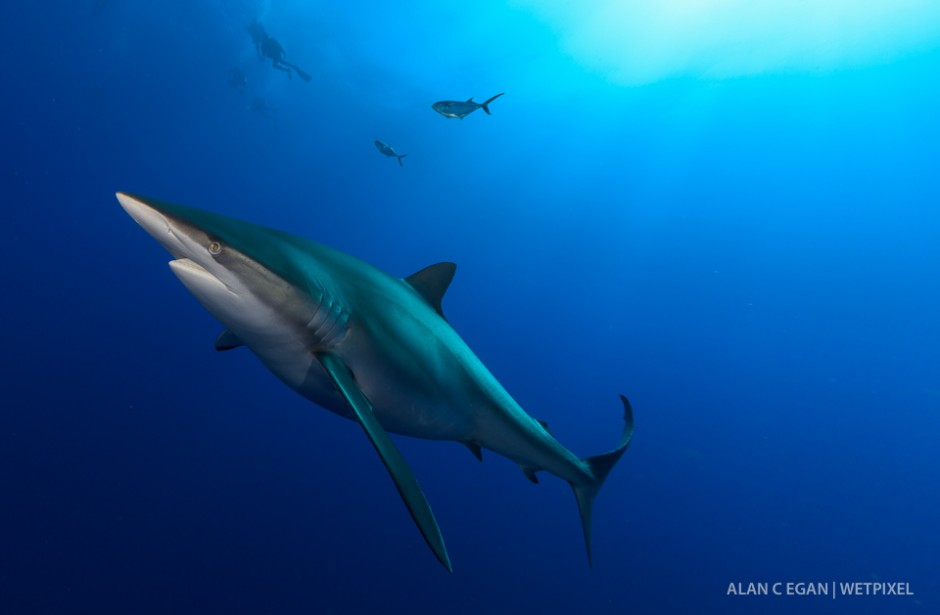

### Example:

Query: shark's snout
xmin=117 ymin=192 xmax=170 ymax=238
xmin=117 ymin=192 xmax=193 ymax=260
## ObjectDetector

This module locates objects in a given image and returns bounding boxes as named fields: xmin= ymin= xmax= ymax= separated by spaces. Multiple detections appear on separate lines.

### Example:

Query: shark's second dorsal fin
xmin=404 ymin=262 xmax=456 ymax=318
xmin=215 ymin=330 xmax=244 ymax=351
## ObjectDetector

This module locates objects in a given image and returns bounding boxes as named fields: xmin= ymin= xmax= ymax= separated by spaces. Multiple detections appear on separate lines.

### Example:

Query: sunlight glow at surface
xmin=516 ymin=0 xmax=940 ymax=84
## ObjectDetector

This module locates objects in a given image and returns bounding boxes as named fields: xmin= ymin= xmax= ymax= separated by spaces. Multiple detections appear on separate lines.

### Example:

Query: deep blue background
xmin=2 ymin=1 xmax=938 ymax=613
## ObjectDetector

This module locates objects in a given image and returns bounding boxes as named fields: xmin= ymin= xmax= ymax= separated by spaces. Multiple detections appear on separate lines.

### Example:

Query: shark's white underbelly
xmin=247 ymin=329 xmax=477 ymax=442
xmin=212 ymin=281 xmax=587 ymax=482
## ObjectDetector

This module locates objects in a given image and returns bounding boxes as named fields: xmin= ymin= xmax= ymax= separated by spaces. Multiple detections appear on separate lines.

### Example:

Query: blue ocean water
xmin=2 ymin=1 xmax=939 ymax=613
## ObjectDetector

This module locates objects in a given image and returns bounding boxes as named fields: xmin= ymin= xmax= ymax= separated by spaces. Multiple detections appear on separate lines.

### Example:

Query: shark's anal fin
xmin=315 ymin=352 xmax=453 ymax=573
xmin=520 ymin=465 xmax=540 ymax=484
xmin=403 ymin=262 xmax=456 ymax=319
xmin=214 ymin=330 xmax=244 ymax=351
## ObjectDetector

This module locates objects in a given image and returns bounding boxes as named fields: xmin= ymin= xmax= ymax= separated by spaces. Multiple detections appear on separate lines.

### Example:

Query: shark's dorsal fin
xmin=462 ymin=441 xmax=483 ymax=461
xmin=215 ymin=329 xmax=244 ymax=351
xmin=466 ymin=97 xmax=473 ymax=103
xmin=403 ymin=262 xmax=456 ymax=318
xmin=537 ymin=419 xmax=550 ymax=433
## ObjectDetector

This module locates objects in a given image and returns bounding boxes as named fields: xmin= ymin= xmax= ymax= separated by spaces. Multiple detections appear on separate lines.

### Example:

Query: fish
xmin=374 ymin=140 xmax=408 ymax=167
xmin=432 ymin=93 xmax=504 ymax=119
xmin=116 ymin=192 xmax=634 ymax=571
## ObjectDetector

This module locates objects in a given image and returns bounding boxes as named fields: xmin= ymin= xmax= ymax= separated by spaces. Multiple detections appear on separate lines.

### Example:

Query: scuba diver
xmin=261 ymin=35 xmax=311 ymax=81
xmin=248 ymin=97 xmax=277 ymax=123
xmin=228 ymin=68 xmax=247 ymax=91
xmin=246 ymin=18 xmax=267 ymax=59
xmin=247 ymin=18 xmax=311 ymax=82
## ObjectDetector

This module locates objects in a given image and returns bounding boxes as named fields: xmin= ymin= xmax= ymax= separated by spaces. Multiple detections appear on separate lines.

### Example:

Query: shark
xmin=374 ymin=140 xmax=408 ymax=167
xmin=432 ymin=93 xmax=504 ymax=119
xmin=116 ymin=192 xmax=634 ymax=572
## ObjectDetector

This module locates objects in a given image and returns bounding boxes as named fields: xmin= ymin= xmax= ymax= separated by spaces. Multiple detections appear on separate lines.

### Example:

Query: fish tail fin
xmin=481 ymin=92 xmax=505 ymax=115
xmin=398 ymin=154 xmax=408 ymax=167
xmin=569 ymin=394 xmax=635 ymax=567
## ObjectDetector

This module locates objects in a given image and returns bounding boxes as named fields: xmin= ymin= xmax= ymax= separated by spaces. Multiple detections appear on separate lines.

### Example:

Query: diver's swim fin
xmin=288 ymin=63 xmax=312 ymax=82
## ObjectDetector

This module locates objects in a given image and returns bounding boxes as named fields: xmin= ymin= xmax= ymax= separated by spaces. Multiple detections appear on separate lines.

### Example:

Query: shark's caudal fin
xmin=570 ymin=395 xmax=635 ymax=567
xmin=397 ymin=154 xmax=408 ymax=167
xmin=480 ymin=93 xmax=505 ymax=115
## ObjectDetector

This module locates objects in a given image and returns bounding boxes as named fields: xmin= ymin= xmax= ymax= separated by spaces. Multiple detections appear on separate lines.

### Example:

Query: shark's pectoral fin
xmin=314 ymin=352 xmax=453 ymax=573
xmin=403 ymin=262 xmax=456 ymax=319
xmin=214 ymin=329 xmax=244 ymax=351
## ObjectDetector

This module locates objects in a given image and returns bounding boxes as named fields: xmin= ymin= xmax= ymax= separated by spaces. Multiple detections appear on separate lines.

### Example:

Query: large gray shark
xmin=432 ymin=93 xmax=504 ymax=119
xmin=116 ymin=192 xmax=634 ymax=572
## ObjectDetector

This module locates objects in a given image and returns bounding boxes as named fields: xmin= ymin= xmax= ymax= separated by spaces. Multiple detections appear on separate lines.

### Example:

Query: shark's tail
xmin=480 ymin=92 xmax=505 ymax=115
xmin=397 ymin=154 xmax=408 ymax=167
xmin=570 ymin=395 xmax=635 ymax=567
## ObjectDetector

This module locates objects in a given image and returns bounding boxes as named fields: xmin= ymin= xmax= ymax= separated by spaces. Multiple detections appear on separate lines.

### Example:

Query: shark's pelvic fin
xmin=403 ymin=262 xmax=457 ymax=319
xmin=570 ymin=394 xmax=635 ymax=567
xmin=462 ymin=441 xmax=483 ymax=462
xmin=214 ymin=329 xmax=244 ymax=351
xmin=315 ymin=352 xmax=453 ymax=573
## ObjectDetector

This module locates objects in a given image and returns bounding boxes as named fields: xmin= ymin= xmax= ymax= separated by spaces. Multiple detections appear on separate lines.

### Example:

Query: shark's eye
xmin=208 ymin=241 xmax=222 ymax=255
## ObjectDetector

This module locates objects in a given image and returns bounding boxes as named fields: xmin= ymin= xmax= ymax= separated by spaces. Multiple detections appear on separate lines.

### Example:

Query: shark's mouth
xmin=169 ymin=257 xmax=208 ymax=275
xmin=168 ymin=258 xmax=236 ymax=297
